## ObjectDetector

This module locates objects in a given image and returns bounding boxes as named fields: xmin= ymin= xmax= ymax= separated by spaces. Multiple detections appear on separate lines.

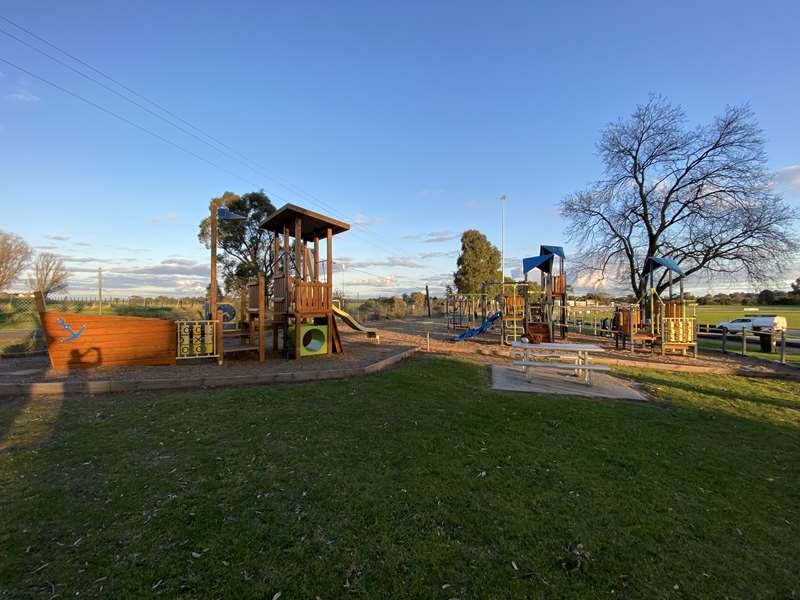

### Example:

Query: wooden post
xmin=327 ymin=227 xmax=333 ymax=355
xmin=217 ymin=306 xmax=224 ymax=365
xmin=302 ymin=241 xmax=308 ymax=281
xmin=258 ymin=273 xmax=266 ymax=362
xmin=240 ymin=286 xmax=247 ymax=337
xmin=282 ymin=227 xmax=290 ymax=355
xmin=314 ymin=236 xmax=320 ymax=283
xmin=210 ymin=204 xmax=217 ymax=324
xmin=209 ymin=204 xmax=223 ymax=365
xmin=294 ymin=217 xmax=302 ymax=360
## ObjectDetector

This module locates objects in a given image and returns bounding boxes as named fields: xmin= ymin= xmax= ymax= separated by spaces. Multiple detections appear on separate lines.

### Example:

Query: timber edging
xmin=0 ymin=347 xmax=417 ymax=400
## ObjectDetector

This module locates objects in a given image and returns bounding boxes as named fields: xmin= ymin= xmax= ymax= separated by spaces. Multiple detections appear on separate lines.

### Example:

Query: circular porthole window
xmin=302 ymin=327 xmax=326 ymax=353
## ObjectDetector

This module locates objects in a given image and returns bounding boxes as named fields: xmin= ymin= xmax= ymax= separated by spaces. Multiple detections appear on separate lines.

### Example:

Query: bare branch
xmin=561 ymin=96 xmax=799 ymax=296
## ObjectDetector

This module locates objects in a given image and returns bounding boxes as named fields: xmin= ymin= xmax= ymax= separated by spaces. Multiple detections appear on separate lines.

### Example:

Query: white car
xmin=715 ymin=316 xmax=787 ymax=333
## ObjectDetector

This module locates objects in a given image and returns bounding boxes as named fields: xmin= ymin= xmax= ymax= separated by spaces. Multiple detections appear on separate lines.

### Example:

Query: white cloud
xmin=419 ymin=250 xmax=458 ymax=259
xmin=402 ymin=230 xmax=460 ymax=244
xmin=161 ymin=257 xmax=199 ymax=267
xmin=108 ymin=245 xmax=149 ymax=252
xmin=4 ymin=89 xmax=40 ymax=103
xmin=773 ymin=165 xmax=800 ymax=192
xmin=150 ymin=212 xmax=178 ymax=224
xmin=151 ymin=212 xmax=179 ymax=224
xmin=342 ymin=274 xmax=398 ymax=288
xmin=60 ymin=256 xmax=114 ymax=264
xmin=338 ymin=256 xmax=422 ymax=269
xmin=352 ymin=213 xmax=383 ymax=228
xmin=423 ymin=231 xmax=459 ymax=243
xmin=45 ymin=234 xmax=70 ymax=241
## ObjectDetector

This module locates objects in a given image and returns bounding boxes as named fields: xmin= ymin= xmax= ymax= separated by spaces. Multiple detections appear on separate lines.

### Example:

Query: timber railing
xmin=295 ymin=282 xmax=331 ymax=314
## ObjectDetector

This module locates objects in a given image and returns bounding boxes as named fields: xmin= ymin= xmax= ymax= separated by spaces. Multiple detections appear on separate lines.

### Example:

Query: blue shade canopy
xmin=217 ymin=206 xmax=247 ymax=220
xmin=642 ymin=256 xmax=685 ymax=276
xmin=540 ymin=245 xmax=566 ymax=259
xmin=523 ymin=254 xmax=554 ymax=275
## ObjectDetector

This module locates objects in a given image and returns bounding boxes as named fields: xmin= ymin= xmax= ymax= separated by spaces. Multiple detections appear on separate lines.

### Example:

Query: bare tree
xmin=0 ymin=230 xmax=32 ymax=291
xmin=28 ymin=252 xmax=69 ymax=298
xmin=561 ymin=96 xmax=798 ymax=297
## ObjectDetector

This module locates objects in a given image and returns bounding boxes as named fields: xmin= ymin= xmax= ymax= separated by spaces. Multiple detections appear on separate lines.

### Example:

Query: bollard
xmin=722 ymin=329 xmax=727 ymax=354
xmin=780 ymin=329 xmax=786 ymax=365
xmin=741 ymin=328 xmax=747 ymax=356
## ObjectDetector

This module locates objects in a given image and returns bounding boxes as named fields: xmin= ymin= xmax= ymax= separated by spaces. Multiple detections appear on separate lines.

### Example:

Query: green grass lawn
xmin=695 ymin=305 xmax=800 ymax=328
xmin=1 ymin=357 xmax=799 ymax=598
xmin=698 ymin=338 xmax=800 ymax=365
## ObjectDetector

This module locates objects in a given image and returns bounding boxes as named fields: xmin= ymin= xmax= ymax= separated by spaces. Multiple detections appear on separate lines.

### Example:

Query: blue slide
xmin=452 ymin=311 xmax=502 ymax=341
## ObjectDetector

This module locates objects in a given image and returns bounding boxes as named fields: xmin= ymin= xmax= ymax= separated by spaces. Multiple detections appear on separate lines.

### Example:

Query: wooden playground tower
xmin=259 ymin=204 xmax=350 ymax=359
xmin=614 ymin=256 xmax=697 ymax=356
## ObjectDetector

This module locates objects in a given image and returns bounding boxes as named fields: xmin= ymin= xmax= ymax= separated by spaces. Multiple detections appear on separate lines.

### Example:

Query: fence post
xmin=722 ymin=329 xmax=727 ymax=354
xmin=741 ymin=328 xmax=747 ymax=356
xmin=780 ymin=329 xmax=786 ymax=365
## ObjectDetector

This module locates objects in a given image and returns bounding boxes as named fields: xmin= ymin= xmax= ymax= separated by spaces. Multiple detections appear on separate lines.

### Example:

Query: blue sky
xmin=2 ymin=0 xmax=799 ymax=297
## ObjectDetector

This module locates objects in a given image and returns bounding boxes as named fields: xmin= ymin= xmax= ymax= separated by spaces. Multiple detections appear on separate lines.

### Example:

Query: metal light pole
xmin=500 ymin=195 xmax=507 ymax=280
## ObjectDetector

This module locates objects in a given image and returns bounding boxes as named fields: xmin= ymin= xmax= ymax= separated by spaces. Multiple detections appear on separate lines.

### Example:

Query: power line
xmin=0 ymin=14 xmax=404 ymax=259
xmin=0 ymin=57 xmax=266 ymax=190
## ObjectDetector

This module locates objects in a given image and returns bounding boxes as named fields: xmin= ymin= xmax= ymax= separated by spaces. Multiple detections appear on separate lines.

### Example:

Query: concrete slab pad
xmin=491 ymin=365 xmax=646 ymax=401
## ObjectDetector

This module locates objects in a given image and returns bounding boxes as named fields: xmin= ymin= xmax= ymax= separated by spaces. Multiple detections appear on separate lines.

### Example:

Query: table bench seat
xmin=511 ymin=352 xmax=580 ymax=361
xmin=513 ymin=360 xmax=610 ymax=371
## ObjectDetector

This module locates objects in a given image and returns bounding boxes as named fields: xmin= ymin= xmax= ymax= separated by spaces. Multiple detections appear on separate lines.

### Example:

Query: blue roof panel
xmin=643 ymin=256 xmax=685 ymax=276
xmin=523 ymin=254 xmax=554 ymax=275
xmin=540 ymin=245 xmax=566 ymax=258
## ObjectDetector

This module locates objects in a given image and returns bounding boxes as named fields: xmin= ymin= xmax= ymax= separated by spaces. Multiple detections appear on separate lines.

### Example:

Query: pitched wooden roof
xmin=259 ymin=203 xmax=350 ymax=241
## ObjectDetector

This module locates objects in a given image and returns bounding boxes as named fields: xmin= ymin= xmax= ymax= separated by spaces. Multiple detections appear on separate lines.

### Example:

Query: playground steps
xmin=223 ymin=344 xmax=259 ymax=354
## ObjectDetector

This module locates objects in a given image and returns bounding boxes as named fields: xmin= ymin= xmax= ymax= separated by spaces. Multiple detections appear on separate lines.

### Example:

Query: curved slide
xmin=452 ymin=311 xmax=502 ymax=342
xmin=332 ymin=305 xmax=380 ymax=341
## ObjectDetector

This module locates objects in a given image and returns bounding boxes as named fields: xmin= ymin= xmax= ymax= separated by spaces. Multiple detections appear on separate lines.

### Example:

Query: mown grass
xmin=698 ymin=338 xmax=800 ymax=365
xmin=1 ymin=357 xmax=798 ymax=598
xmin=695 ymin=305 xmax=800 ymax=328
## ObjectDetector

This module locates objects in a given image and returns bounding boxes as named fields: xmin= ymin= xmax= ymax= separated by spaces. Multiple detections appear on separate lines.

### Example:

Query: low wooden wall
xmin=40 ymin=312 xmax=176 ymax=368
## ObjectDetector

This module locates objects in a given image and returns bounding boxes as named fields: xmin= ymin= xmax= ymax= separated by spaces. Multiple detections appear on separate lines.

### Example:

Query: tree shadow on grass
xmin=624 ymin=369 xmax=800 ymax=416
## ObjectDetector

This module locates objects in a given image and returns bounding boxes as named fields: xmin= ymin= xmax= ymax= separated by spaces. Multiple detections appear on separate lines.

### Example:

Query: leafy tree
xmin=0 ymin=230 xmax=32 ymax=292
xmin=198 ymin=191 xmax=277 ymax=294
xmin=453 ymin=230 xmax=501 ymax=294
xmin=28 ymin=252 xmax=69 ymax=298
xmin=409 ymin=291 xmax=426 ymax=313
xmin=561 ymin=95 xmax=798 ymax=298
xmin=757 ymin=289 xmax=776 ymax=305
xmin=792 ymin=277 xmax=800 ymax=295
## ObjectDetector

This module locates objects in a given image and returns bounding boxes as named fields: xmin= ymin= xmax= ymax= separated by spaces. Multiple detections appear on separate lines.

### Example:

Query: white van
xmin=715 ymin=315 xmax=788 ymax=333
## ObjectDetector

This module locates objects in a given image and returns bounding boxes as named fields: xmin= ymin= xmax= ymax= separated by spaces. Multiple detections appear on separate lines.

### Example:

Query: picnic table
xmin=510 ymin=341 xmax=608 ymax=385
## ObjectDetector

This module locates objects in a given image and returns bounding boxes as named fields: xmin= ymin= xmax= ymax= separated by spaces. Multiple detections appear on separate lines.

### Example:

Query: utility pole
xmin=500 ymin=195 xmax=507 ymax=280
xmin=98 ymin=267 xmax=103 ymax=315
